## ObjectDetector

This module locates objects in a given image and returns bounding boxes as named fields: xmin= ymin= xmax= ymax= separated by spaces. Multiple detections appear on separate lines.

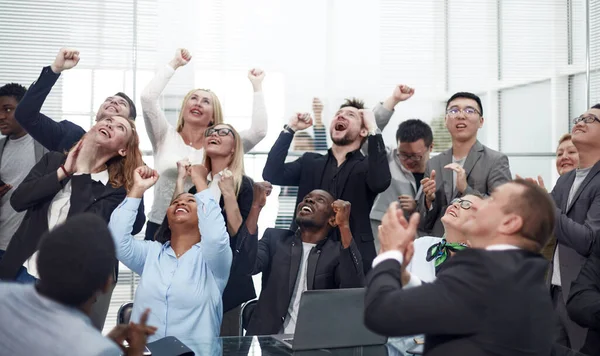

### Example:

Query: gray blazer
xmin=0 ymin=136 xmax=47 ymax=169
xmin=418 ymin=140 xmax=511 ymax=237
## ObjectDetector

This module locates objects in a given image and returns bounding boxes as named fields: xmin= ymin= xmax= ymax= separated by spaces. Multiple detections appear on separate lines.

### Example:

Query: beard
xmin=330 ymin=131 xmax=359 ymax=146
xmin=295 ymin=215 xmax=320 ymax=228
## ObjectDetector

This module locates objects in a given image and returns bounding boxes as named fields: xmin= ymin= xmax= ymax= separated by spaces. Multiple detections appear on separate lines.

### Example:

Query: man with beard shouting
xmin=263 ymin=99 xmax=391 ymax=272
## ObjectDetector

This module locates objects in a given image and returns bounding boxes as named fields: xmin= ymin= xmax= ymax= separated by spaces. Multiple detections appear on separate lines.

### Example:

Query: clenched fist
xmin=358 ymin=109 xmax=377 ymax=134
xmin=332 ymin=200 xmax=351 ymax=228
xmin=392 ymin=84 xmax=415 ymax=103
xmin=252 ymin=181 xmax=273 ymax=209
xmin=248 ymin=68 xmax=265 ymax=92
xmin=288 ymin=112 xmax=313 ymax=132
xmin=170 ymin=48 xmax=192 ymax=69
xmin=51 ymin=48 xmax=80 ymax=74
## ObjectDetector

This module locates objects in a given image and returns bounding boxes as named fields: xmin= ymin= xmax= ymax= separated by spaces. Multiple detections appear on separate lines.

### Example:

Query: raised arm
xmin=332 ymin=200 xmax=365 ymax=287
xmin=377 ymin=84 xmax=416 ymax=130
xmin=141 ymin=49 xmax=191 ymax=151
xmin=240 ymin=69 xmax=268 ymax=152
xmin=108 ymin=166 xmax=160 ymax=275
xmin=10 ymin=152 xmax=65 ymax=212
xmin=190 ymin=165 xmax=233 ymax=290
xmin=220 ymin=175 xmax=253 ymax=238
xmin=360 ymin=110 xmax=391 ymax=193
xmin=14 ymin=49 xmax=86 ymax=151
xmin=262 ymin=113 xmax=313 ymax=186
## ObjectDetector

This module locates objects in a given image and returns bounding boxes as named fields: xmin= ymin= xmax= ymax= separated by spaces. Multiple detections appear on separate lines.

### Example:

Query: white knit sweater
xmin=141 ymin=64 xmax=268 ymax=224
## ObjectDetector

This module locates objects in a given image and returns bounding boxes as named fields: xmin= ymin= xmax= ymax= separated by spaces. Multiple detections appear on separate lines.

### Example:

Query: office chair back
xmin=238 ymin=299 xmax=257 ymax=336
xmin=117 ymin=302 xmax=134 ymax=325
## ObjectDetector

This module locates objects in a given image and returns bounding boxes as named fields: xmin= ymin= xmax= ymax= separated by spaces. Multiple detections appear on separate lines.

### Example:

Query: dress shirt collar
xmin=485 ymin=244 xmax=521 ymax=251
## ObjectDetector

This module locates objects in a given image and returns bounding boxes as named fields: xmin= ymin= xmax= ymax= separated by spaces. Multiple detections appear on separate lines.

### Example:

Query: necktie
xmin=425 ymin=237 xmax=468 ymax=272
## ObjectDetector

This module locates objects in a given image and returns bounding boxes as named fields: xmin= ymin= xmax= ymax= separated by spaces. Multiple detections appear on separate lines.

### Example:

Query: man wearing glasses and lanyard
xmin=417 ymin=92 xmax=512 ymax=237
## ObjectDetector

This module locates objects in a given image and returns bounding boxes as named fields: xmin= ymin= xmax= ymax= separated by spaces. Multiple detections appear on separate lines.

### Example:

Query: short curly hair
xmin=0 ymin=83 xmax=27 ymax=102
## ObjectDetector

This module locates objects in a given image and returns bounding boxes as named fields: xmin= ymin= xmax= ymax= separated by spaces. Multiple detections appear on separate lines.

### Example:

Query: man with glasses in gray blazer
xmin=417 ymin=92 xmax=512 ymax=237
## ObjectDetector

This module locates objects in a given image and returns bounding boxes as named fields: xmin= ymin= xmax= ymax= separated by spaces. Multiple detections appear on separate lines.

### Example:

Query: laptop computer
xmin=272 ymin=288 xmax=387 ymax=351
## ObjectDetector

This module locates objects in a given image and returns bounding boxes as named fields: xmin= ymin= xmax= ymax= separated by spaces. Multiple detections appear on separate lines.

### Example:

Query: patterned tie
xmin=425 ymin=237 xmax=468 ymax=272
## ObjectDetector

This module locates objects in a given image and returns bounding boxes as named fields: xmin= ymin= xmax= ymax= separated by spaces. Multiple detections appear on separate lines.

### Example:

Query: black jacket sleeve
xmin=366 ymin=133 xmax=391 ymax=194
xmin=364 ymin=254 xmax=485 ymax=337
xmin=262 ymin=131 xmax=303 ymax=186
xmin=15 ymin=66 xmax=86 ymax=152
xmin=335 ymin=238 xmax=365 ymax=288
xmin=10 ymin=152 xmax=64 ymax=212
xmin=68 ymin=174 xmax=127 ymax=222
xmin=252 ymin=229 xmax=273 ymax=275
xmin=567 ymin=240 xmax=600 ymax=329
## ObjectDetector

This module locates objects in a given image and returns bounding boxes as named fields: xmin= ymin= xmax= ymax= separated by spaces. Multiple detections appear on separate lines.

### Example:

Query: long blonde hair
xmin=176 ymin=89 xmax=224 ymax=132
xmin=71 ymin=118 xmax=142 ymax=192
xmin=203 ymin=123 xmax=245 ymax=197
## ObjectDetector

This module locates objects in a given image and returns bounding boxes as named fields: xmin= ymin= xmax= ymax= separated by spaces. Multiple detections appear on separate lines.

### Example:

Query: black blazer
xmin=567 ymin=240 xmax=600 ymax=354
xmin=243 ymin=227 xmax=365 ymax=336
xmin=364 ymin=249 xmax=554 ymax=356
xmin=189 ymin=175 xmax=256 ymax=312
xmin=0 ymin=152 xmax=126 ymax=280
xmin=262 ymin=131 xmax=391 ymax=272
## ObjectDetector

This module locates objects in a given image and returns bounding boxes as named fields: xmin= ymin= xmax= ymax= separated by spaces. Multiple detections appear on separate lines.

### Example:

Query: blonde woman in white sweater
xmin=141 ymin=48 xmax=268 ymax=240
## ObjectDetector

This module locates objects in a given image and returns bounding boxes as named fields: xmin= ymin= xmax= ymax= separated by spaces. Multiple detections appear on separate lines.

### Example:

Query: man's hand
xmin=248 ymin=68 xmax=266 ymax=92
xmin=51 ymin=48 xmax=80 ymax=74
xmin=169 ymin=48 xmax=191 ymax=69
xmin=444 ymin=163 xmax=467 ymax=194
xmin=332 ymin=200 xmax=351 ymax=228
xmin=129 ymin=166 xmax=159 ymax=198
xmin=421 ymin=170 xmax=437 ymax=208
xmin=288 ymin=112 xmax=313 ymax=132
xmin=378 ymin=202 xmax=419 ymax=254
xmin=359 ymin=109 xmax=377 ymax=134
xmin=398 ymin=195 xmax=417 ymax=214
xmin=125 ymin=309 xmax=155 ymax=356
xmin=218 ymin=174 xmax=236 ymax=198
xmin=392 ymin=84 xmax=415 ymax=103
xmin=400 ymin=241 xmax=415 ymax=286
xmin=0 ymin=183 xmax=13 ymax=199
xmin=516 ymin=174 xmax=546 ymax=191
xmin=252 ymin=181 xmax=273 ymax=209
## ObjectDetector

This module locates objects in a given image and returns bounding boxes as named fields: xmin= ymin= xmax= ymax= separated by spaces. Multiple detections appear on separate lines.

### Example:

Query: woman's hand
xmin=129 ymin=166 xmax=159 ymax=198
xmin=169 ymin=48 xmax=192 ymax=70
xmin=218 ymin=173 xmax=236 ymax=198
xmin=248 ymin=68 xmax=265 ymax=92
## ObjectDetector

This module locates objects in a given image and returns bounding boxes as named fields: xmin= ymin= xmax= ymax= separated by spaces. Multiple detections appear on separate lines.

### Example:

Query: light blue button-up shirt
xmin=109 ymin=189 xmax=232 ymax=348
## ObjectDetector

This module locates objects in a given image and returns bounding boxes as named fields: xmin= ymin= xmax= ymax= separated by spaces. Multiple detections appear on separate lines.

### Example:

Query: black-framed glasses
xmin=450 ymin=198 xmax=473 ymax=210
xmin=398 ymin=152 xmax=424 ymax=162
xmin=205 ymin=127 xmax=234 ymax=138
xmin=446 ymin=107 xmax=481 ymax=117
xmin=572 ymin=114 xmax=600 ymax=126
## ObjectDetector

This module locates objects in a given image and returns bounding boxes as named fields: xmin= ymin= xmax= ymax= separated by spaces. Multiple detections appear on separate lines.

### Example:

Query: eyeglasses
xmin=446 ymin=107 xmax=481 ymax=118
xmin=205 ymin=127 xmax=234 ymax=138
xmin=450 ymin=198 xmax=473 ymax=210
xmin=398 ymin=152 xmax=424 ymax=162
xmin=572 ymin=114 xmax=600 ymax=126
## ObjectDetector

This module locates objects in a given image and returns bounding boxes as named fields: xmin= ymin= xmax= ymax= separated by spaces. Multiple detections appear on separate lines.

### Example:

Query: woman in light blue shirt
xmin=108 ymin=164 xmax=232 ymax=348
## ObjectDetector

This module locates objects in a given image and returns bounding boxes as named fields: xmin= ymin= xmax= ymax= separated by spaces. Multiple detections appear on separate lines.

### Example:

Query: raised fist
xmin=288 ymin=112 xmax=313 ymax=132
xmin=392 ymin=84 xmax=415 ymax=102
xmin=248 ymin=68 xmax=266 ymax=91
xmin=332 ymin=200 xmax=351 ymax=228
xmin=51 ymin=48 xmax=80 ymax=74
xmin=176 ymin=159 xmax=191 ymax=180
xmin=358 ymin=109 xmax=377 ymax=134
xmin=252 ymin=181 xmax=273 ymax=208
xmin=189 ymin=164 xmax=209 ymax=185
xmin=132 ymin=166 xmax=159 ymax=192
xmin=170 ymin=48 xmax=192 ymax=69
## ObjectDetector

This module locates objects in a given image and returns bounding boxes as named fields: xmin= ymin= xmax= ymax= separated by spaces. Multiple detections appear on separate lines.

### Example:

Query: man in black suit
xmin=262 ymin=99 xmax=391 ymax=272
xmin=547 ymin=103 xmax=600 ymax=350
xmin=240 ymin=184 xmax=364 ymax=336
xmin=567 ymin=240 xmax=600 ymax=354
xmin=364 ymin=180 xmax=555 ymax=356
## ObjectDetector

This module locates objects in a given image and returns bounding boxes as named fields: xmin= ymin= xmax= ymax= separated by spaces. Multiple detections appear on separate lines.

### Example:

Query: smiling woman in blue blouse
xmin=108 ymin=164 xmax=232 ymax=348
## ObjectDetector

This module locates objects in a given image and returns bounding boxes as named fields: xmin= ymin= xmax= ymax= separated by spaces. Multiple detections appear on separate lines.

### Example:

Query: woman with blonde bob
xmin=141 ymin=48 xmax=268 ymax=242
xmin=173 ymin=123 xmax=257 ymax=335
xmin=0 ymin=115 xmax=142 ymax=329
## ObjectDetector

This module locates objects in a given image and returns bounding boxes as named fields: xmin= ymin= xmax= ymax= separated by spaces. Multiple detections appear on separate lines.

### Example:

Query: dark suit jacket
xmin=262 ymin=131 xmax=391 ymax=272
xmin=364 ymin=249 xmax=554 ymax=356
xmin=567 ymin=240 xmax=600 ymax=354
xmin=14 ymin=66 xmax=145 ymax=235
xmin=243 ymin=227 xmax=364 ymax=335
xmin=0 ymin=152 xmax=126 ymax=279
xmin=418 ymin=140 xmax=511 ymax=237
xmin=189 ymin=175 xmax=256 ymax=312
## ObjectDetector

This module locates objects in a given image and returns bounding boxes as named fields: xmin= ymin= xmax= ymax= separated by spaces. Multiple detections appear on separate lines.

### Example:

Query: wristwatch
xmin=283 ymin=124 xmax=296 ymax=135
xmin=369 ymin=128 xmax=382 ymax=136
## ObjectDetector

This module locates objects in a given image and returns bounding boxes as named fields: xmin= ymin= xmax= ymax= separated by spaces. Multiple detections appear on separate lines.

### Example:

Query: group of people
xmin=0 ymin=46 xmax=599 ymax=356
